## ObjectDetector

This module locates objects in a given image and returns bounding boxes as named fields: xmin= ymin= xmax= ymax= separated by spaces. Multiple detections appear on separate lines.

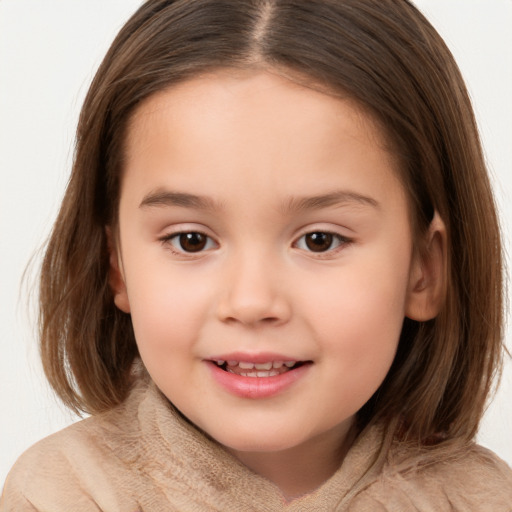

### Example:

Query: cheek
xmin=307 ymin=280 xmax=405 ymax=411
xmin=304 ymin=254 xmax=410 ymax=366
xmin=124 ymin=265 xmax=214 ymax=354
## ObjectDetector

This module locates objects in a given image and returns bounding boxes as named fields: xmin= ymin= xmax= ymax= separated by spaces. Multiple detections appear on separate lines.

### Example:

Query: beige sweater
xmin=2 ymin=379 xmax=512 ymax=511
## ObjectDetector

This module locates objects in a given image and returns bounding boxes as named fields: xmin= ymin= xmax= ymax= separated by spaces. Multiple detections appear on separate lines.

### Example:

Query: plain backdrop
xmin=1 ymin=0 xmax=511 ymax=486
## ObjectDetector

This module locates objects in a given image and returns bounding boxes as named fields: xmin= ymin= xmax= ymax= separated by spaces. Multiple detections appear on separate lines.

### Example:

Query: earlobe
xmin=405 ymin=212 xmax=447 ymax=322
xmin=106 ymin=227 xmax=131 ymax=314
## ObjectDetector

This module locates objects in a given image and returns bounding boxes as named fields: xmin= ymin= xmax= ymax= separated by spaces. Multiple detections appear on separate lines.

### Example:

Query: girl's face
xmin=113 ymin=70 xmax=423 ymax=457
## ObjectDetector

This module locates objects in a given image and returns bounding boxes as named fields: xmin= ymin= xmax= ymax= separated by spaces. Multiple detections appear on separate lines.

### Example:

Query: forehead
xmin=120 ymin=69 xmax=407 ymax=216
xmin=125 ymin=68 xmax=390 ymax=154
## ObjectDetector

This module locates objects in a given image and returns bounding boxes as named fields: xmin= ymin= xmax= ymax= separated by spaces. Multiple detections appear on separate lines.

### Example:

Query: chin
xmin=212 ymin=427 xmax=312 ymax=454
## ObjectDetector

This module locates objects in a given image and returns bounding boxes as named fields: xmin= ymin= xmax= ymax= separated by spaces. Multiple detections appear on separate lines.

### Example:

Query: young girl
xmin=2 ymin=0 xmax=512 ymax=509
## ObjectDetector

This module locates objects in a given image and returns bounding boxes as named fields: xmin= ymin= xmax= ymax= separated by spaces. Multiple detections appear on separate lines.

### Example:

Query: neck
xmin=227 ymin=419 xmax=357 ymax=502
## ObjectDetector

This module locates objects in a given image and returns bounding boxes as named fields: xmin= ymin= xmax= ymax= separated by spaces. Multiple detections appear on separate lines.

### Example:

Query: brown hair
xmin=40 ymin=0 xmax=503 ymax=443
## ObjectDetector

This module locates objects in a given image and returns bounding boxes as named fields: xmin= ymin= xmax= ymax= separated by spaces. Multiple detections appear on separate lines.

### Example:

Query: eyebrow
xmin=139 ymin=190 xmax=221 ymax=211
xmin=283 ymin=190 xmax=380 ymax=213
xmin=139 ymin=188 xmax=379 ymax=213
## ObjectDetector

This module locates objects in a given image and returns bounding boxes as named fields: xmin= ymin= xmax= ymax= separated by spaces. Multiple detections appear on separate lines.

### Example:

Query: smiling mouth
xmin=211 ymin=360 xmax=308 ymax=378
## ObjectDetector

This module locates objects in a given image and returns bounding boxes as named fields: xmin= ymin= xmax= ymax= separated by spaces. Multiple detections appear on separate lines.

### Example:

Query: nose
xmin=216 ymin=251 xmax=291 ymax=327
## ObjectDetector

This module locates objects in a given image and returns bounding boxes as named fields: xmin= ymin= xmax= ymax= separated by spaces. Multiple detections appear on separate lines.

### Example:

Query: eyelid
xmin=158 ymin=225 xmax=219 ymax=256
xmin=292 ymin=227 xmax=353 ymax=257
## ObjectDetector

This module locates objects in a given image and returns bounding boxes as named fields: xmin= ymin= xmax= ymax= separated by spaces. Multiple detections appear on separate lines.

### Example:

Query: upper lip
xmin=206 ymin=352 xmax=304 ymax=364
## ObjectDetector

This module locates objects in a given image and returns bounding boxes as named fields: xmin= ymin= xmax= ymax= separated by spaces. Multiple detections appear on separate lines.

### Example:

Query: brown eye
xmin=304 ymin=232 xmax=334 ymax=252
xmin=169 ymin=232 xmax=213 ymax=253
xmin=179 ymin=232 xmax=206 ymax=252
xmin=295 ymin=231 xmax=349 ymax=254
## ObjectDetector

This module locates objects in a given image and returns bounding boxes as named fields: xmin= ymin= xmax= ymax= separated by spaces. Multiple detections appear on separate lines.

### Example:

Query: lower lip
xmin=207 ymin=362 xmax=311 ymax=399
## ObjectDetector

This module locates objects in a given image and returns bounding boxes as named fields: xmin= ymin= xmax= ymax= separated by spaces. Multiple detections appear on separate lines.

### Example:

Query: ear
xmin=405 ymin=212 xmax=447 ymax=322
xmin=106 ymin=227 xmax=131 ymax=313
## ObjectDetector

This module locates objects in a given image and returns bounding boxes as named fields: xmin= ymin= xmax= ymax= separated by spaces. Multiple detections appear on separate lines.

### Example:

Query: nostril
xmin=216 ymin=280 xmax=292 ymax=326
xmin=261 ymin=316 xmax=281 ymax=323
xmin=222 ymin=312 xmax=282 ymax=327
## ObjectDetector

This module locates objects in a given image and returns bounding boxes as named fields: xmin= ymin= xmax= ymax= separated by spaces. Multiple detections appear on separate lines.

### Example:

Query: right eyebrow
xmin=282 ymin=190 xmax=380 ymax=214
xmin=139 ymin=189 xmax=222 ymax=211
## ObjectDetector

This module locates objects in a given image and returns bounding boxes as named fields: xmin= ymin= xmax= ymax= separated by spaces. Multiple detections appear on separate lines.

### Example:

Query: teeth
xmin=254 ymin=362 xmax=273 ymax=370
xmin=237 ymin=361 xmax=284 ymax=370
xmin=257 ymin=370 xmax=280 ymax=377
xmin=237 ymin=371 xmax=281 ymax=378
xmin=218 ymin=360 xmax=299 ymax=371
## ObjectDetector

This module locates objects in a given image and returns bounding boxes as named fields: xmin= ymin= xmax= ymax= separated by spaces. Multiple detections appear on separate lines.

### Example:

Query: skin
xmin=110 ymin=70 xmax=443 ymax=500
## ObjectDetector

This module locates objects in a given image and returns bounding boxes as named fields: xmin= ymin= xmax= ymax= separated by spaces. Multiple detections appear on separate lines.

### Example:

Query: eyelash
xmin=160 ymin=231 xmax=217 ymax=255
xmin=293 ymin=231 xmax=352 ymax=256
xmin=159 ymin=230 xmax=352 ymax=256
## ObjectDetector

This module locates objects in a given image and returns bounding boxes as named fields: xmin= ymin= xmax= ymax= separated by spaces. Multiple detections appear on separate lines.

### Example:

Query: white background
xmin=1 ymin=0 xmax=511 ymax=486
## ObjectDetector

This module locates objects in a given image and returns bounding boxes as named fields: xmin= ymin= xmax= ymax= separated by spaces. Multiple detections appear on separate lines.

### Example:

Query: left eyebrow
xmin=283 ymin=190 xmax=380 ymax=214
xmin=139 ymin=189 xmax=222 ymax=211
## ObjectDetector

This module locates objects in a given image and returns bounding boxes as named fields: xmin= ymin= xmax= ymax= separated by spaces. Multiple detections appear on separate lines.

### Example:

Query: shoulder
xmin=354 ymin=440 xmax=512 ymax=511
xmin=1 ymin=383 xmax=147 ymax=512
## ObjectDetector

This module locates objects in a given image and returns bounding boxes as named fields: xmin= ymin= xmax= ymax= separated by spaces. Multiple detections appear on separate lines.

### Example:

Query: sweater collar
xmin=133 ymin=379 xmax=393 ymax=510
